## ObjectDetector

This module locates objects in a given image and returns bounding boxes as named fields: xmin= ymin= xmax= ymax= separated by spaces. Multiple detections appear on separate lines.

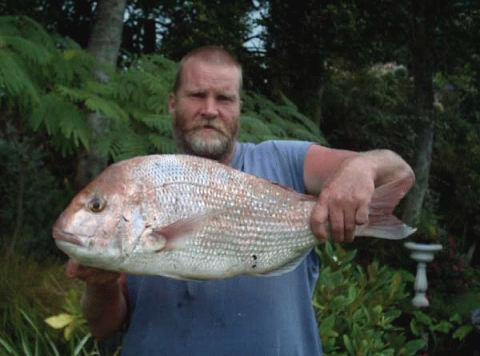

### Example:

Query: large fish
xmin=53 ymin=154 xmax=415 ymax=280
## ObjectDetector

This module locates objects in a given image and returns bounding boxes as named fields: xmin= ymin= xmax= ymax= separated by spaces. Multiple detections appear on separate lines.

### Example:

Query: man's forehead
xmin=182 ymin=59 xmax=241 ymax=91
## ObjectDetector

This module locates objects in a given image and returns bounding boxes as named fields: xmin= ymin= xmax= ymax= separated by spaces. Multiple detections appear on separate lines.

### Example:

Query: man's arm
xmin=304 ymin=144 xmax=415 ymax=243
xmin=66 ymin=259 xmax=129 ymax=340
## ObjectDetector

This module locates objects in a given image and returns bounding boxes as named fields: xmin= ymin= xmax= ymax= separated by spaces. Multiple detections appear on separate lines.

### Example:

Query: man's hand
xmin=309 ymin=157 xmax=375 ymax=243
xmin=65 ymin=259 xmax=122 ymax=287
xmin=304 ymin=145 xmax=415 ymax=244
xmin=65 ymin=259 xmax=128 ymax=340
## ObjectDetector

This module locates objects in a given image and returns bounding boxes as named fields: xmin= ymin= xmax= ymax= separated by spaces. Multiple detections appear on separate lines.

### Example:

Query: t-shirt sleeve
xmin=248 ymin=140 xmax=313 ymax=193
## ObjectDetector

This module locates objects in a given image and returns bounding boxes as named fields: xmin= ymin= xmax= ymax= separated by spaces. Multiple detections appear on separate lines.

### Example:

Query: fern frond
xmin=147 ymin=133 xmax=176 ymax=154
xmin=55 ymin=50 xmax=98 ymax=85
xmin=135 ymin=114 xmax=173 ymax=134
xmin=242 ymin=91 xmax=326 ymax=144
xmin=56 ymin=85 xmax=87 ymax=102
xmin=0 ymin=50 xmax=39 ymax=102
xmin=108 ymin=131 xmax=150 ymax=161
xmin=84 ymin=96 xmax=129 ymax=124
xmin=0 ymin=16 xmax=59 ymax=56
xmin=1 ymin=35 xmax=53 ymax=66
xmin=28 ymin=92 xmax=90 ymax=148
xmin=56 ymin=85 xmax=129 ymax=124
xmin=240 ymin=114 xmax=274 ymax=139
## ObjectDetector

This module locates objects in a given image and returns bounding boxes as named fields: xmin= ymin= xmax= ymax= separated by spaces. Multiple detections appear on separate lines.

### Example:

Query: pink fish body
xmin=53 ymin=154 xmax=415 ymax=280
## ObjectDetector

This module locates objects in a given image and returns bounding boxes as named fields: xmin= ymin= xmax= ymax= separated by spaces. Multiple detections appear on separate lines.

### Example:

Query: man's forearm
xmin=357 ymin=149 xmax=415 ymax=187
xmin=82 ymin=279 xmax=128 ymax=340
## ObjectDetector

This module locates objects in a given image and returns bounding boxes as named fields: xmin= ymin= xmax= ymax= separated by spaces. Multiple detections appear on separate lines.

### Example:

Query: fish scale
xmin=53 ymin=154 xmax=416 ymax=280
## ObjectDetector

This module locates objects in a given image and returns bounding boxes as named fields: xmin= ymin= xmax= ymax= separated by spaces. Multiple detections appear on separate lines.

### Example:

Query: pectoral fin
xmin=149 ymin=212 xmax=216 ymax=252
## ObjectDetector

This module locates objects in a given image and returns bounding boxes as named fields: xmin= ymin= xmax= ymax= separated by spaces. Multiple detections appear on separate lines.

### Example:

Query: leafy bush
xmin=314 ymin=242 xmax=425 ymax=355
xmin=314 ymin=242 xmax=477 ymax=355
xmin=0 ymin=124 xmax=67 ymax=258
xmin=409 ymin=309 xmax=474 ymax=355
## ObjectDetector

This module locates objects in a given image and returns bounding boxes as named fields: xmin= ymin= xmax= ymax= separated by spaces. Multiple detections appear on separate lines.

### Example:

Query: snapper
xmin=53 ymin=154 xmax=415 ymax=280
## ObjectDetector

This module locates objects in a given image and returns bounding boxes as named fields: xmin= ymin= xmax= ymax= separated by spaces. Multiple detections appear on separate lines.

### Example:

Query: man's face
xmin=169 ymin=59 xmax=242 ymax=163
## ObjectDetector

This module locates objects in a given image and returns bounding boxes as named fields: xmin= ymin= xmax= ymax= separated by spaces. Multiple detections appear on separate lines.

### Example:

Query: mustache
xmin=190 ymin=121 xmax=228 ymax=135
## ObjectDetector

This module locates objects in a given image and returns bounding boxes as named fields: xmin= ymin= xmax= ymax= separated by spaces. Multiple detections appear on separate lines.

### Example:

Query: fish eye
xmin=88 ymin=198 xmax=106 ymax=213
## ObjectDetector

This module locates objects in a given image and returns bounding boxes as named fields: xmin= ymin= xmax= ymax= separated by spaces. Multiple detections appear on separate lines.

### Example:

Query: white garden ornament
xmin=404 ymin=242 xmax=443 ymax=308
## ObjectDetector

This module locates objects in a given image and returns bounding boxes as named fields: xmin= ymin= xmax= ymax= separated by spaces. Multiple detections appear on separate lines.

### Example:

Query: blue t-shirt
xmin=119 ymin=140 xmax=322 ymax=356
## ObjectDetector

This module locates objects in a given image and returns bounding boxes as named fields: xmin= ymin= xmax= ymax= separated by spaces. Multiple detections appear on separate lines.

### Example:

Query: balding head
xmin=172 ymin=46 xmax=243 ymax=95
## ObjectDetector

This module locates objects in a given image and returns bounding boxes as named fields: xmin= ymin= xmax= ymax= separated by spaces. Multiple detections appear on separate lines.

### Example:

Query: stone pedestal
xmin=404 ymin=242 xmax=443 ymax=308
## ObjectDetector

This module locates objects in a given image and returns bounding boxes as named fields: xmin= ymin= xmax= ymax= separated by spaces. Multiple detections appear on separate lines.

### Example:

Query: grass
xmin=0 ymin=250 xmax=108 ymax=355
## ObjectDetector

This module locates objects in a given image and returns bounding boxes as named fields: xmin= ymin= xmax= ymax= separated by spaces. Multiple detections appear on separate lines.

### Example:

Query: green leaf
xmin=0 ymin=337 xmax=20 ymax=355
xmin=319 ymin=314 xmax=338 ymax=337
xmin=73 ymin=334 xmax=92 ymax=356
xmin=431 ymin=320 xmax=453 ymax=333
xmin=343 ymin=334 xmax=354 ymax=355
xmin=412 ymin=310 xmax=433 ymax=325
xmin=452 ymin=325 xmax=473 ymax=340
xmin=402 ymin=339 xmax=427 ymax=354
xmin=44 ymin=313 xmax=74 ymax=329
xmin=409 ymin=319 xmax=422 ymax=337
xmin=449 ymin=313 xmax=463 ymax=323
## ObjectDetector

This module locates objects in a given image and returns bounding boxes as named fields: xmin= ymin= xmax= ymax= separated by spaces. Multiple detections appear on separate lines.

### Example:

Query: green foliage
xmin=0 ymin=252 xmax=107 ymax=355
xmin=314 ymin=242 xmax=477 ymax=355
xmin=314 ymin=242 xmax=424 ymax=355
xmin=241 ymin=92 xmax=327 ymax=144
xmin=429 ymin=68 xmax=480 ymax=245
xmin=409 ymin=310 xmax=474 ymax=355
xmin=320 ymin=63 xmax=417 ymax=156
xmin=0 ymin=14 xmax=326 ymax=162
xmin=155 ymin=0 xmax=253 ymax=60
xmin=0 ymin=124 xmax=66 ymax=258
xmin=0 ymin=15 xmax=105 ymax=155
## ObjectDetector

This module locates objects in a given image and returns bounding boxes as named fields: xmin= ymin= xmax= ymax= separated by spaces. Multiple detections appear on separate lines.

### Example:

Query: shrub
xmin=314 ymin=242 xmax=425 ymax=356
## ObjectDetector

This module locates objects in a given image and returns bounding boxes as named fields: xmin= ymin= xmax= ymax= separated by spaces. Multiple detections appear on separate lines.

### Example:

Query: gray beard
xmin=173 ymin=130 xmax=236 ymax=162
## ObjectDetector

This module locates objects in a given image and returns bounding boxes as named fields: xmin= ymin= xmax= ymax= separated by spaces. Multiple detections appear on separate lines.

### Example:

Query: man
xmin=67 ymin=46 xmax=415 ymax=355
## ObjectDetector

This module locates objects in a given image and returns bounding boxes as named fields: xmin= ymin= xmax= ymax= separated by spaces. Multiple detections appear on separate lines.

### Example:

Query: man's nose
xmin=200 ymin=97 xmax=218 ymax=117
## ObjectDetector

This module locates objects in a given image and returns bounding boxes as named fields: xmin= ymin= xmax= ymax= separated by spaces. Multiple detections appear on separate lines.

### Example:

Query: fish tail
xmin=355 ymin=179 xmax=416 ymax=240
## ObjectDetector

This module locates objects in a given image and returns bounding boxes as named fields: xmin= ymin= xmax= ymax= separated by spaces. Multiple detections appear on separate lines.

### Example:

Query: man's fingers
xmin=355 ymin=205 xmax=369 ymax=226
xmin=328 ymin=208 xmax=345 ymax=243
xmin=65 ymin=258 xmax=121 ymax=286
xmin=310 ymin=203 xmax=329 ymax=242
xmin=65 ymin=259 xmax=80 ymax=278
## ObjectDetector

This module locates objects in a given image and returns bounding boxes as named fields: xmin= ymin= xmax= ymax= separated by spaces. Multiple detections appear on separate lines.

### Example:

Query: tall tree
xmin=401 ymin=0 xmax=436 ymax=225
xmin=75 ymin=0 xmax=127 ymax=187
xmin=157 ymin=0 xmax=254 ymax=61
xmin=260 ymin=0 xmax=328 ymax=120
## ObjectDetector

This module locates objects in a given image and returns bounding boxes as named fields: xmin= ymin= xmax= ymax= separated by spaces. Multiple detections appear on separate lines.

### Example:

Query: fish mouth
xmin=52 ymin=228 xmax=84 ymax=247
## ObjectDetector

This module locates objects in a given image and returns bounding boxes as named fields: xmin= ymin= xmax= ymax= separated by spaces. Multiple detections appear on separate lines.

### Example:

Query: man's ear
xmin=168 ymin=93 xmax=176 ymax=114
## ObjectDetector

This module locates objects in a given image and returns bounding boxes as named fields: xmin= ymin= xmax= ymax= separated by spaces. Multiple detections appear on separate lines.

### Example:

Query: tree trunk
xmin=402 ymin=120 xmax=434 ymax=225
xmin=402 ymin=0 xmax=435 ymax=226
xmin=75 ymin=0 xmax=127 ymax=188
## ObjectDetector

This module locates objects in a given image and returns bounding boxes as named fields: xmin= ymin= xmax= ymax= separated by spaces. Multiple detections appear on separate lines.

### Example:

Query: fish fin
xmin=151 ymin=212 xmax=215 ymax=251
xmin=255 ymin=252 xmax=310 ymax=277
xmin=356 ymin=179 xmax=416 ymax=240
